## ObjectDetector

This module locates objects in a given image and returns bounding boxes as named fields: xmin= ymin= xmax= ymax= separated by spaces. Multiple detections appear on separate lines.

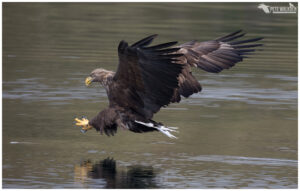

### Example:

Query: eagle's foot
xmin=75 ymin=117 xmax=93 ymax=133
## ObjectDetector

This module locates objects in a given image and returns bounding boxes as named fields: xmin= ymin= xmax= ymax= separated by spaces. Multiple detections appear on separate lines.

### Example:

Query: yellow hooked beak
xmin=85 ymin=76 xmax=93 ymax=86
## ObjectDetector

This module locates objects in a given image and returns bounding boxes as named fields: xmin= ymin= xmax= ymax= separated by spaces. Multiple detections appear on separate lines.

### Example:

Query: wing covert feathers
xmin=178 ymin=30 xmax=263 ymax=73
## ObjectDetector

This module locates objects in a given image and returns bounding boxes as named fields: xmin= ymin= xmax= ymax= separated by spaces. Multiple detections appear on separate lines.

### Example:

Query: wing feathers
xmin=179 ymin=30 xmax=263 ymax=73
xmin=229 ymin=37 xmax=264 ymax=45
xmin=233 ymin=43 xmax=263 ymax=49
xmin=215 ymin=29 xmax=242 ymax=41
xmin=131 ymin=34 xmax=158 ymax=47
xmin=114 ymin=35 xmax=183 ymax=118
xmin=154 ymin=47 xmax=181 ymax=54
xmin=221 ymin=33 xmax=246 ymax=42
xmin=144 ymin=41 xmax=178 ymax=50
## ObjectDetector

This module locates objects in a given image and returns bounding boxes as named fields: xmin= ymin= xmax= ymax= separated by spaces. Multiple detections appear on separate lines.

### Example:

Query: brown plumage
xmin=76 ymin=30 xmax=263 ymax=138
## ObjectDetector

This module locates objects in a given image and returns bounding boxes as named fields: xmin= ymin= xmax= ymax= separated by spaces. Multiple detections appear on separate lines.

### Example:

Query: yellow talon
xmin=74 ymin=117 xmax=93 ymax=133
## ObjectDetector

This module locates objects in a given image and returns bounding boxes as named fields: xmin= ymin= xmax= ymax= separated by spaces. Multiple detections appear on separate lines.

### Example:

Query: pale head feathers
xmin=89 ymin=68 xmax=115 ymax=86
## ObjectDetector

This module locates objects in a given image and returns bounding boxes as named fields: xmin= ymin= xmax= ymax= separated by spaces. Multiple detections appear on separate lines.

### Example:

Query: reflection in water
xmin=74 ymin=158 xmax=157 ymax=188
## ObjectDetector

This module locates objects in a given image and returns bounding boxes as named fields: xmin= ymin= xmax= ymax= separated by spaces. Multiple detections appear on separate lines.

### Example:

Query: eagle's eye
xmin=90 ymin=73 xmax=97 ymax=78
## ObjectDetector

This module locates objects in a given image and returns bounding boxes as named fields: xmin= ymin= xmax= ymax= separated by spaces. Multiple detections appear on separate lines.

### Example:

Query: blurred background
xmin=2 ymin=3 xmax=297 ymax=188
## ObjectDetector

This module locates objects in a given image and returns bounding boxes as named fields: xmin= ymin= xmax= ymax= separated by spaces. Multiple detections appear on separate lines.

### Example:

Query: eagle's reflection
xmin=74 ymin=157 xmax=157 ymax=188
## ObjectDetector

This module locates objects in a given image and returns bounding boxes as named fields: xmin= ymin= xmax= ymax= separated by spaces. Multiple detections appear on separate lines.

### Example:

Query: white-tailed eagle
xmin=75 ymin=30 xmax=263 ymax=138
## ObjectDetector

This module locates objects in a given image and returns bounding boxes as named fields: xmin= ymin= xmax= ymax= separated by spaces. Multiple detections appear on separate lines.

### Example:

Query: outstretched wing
xmin=178 ymin=30 xmax=263 ymax=73
xmin=112 ymin=35 xmax=183 ymax=118
xmin=171 ymin=30 xmax=263 ymax=102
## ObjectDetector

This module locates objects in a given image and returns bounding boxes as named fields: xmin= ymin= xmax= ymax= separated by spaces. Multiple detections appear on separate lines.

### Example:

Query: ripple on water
xmin=157 ymin=154 xmax=297 ymax=188
xmin=186 ymin=155 xmax=297 ymax=167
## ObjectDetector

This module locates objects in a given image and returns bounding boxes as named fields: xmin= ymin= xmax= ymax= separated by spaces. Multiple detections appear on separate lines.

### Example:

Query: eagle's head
xmin=85 ymin=68 xmax=115 ymax=86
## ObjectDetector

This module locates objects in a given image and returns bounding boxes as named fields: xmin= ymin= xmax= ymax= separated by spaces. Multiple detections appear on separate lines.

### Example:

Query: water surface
xmin=3 ymin=3 xmax=297 ymax=188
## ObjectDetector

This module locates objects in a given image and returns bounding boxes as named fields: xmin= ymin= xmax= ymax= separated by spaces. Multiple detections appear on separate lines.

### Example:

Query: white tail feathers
xmin=134 ymin=120 xmax=178 ymax=139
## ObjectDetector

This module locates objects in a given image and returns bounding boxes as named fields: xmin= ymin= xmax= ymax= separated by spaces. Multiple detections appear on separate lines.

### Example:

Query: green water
xmin=3 ymin=3 xmax=297 ymax=188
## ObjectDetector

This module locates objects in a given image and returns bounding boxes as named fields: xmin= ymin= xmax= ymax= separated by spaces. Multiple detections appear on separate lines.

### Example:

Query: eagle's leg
xmin=75 ymin=117 xmax=93 ymax=133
